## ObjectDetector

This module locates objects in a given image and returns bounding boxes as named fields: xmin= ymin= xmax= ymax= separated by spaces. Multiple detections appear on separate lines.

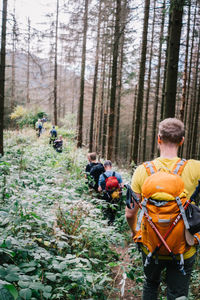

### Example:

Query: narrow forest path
xmin=109 ymin=244 xmax=142 ymax=300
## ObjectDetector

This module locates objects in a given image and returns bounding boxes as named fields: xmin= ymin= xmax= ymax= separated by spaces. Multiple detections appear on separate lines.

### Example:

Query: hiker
xmin=125 ymin=118 xmax=200 ymax=300
xmin=85 ymin=152 xmax=104 ymax=192
xmin=41 ymin=117 xmax=47 ymax=132
xmin=35 ymin=119 xmax=43 ymax=137
xmin=53 ymin=135 xmax=63 ymax=153
xmin=49 ymin=126 xmax=57 ymax=144
xmin=98 ymin=160 xmax=124 ymax=225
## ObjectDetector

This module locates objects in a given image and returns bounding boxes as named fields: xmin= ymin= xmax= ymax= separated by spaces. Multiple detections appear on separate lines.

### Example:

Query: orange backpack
xmin=134 ymin=159 xmax=191 ymax=256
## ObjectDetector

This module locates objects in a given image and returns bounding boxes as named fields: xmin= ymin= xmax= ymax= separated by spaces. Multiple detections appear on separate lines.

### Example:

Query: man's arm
xmin=125 ymin=192 xmax=141 ymax=237
xmin=98 ymin=174 xmax=104 ymax=192
xmin=117 ymin=173 xmax=124 ymax=188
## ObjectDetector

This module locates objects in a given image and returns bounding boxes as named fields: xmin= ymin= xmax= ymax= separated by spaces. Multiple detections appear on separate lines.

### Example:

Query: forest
xmin=0 ymin=0 xmax=200 ymax=299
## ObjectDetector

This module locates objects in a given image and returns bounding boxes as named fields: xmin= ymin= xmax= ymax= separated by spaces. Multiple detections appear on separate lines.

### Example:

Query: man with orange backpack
xmin=98 ymin=160 xmax=123 ymax=225
xmin=125 ymin=118 xmax=200 ymax=300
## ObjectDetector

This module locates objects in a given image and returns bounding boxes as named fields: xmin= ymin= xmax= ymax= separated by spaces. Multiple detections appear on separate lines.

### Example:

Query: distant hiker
xmin=49 ymin=126 xmax=57 ymax=144
xmin=53 ymin=135 xmax=63 ymax=153
xmin=98 ymin=160 xmax=123 ymax=225
xmin=35 ymin=119 xmax=43 ymax=137
xmin=41 ymin=117 xmax=47 ymax=124
xmin=125 ymin=118 xmax=200 ymax=300
xmin=85 ymin=152 xmax=104 ymax=192
xmin=41 ymin=117 xmax=47 ymax=132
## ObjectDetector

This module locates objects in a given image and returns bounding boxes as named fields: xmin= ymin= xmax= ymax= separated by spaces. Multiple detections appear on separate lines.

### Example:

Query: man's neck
xmin=159 ymin=144 xmax=178 ymax=159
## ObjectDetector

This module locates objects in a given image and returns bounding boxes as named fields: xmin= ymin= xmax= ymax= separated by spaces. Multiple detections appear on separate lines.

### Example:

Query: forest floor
xmin=109 ymin=244 xmax=142 ymax=300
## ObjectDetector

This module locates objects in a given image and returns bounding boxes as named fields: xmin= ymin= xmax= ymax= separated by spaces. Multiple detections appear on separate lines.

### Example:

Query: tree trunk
xmin=142 ymin=0 xmax=156 ymax=161
xmin=77 ymin=0 xmax=88 ymax=148
xmin=180 ymin=2 xmax=191 ymax=121
xmin=89 ymin=0 xmax=102 ymax=152
xmin=184 ymin=1 xmax=197 ymax=157
xmin=160 ymin=11 xmax=171 ymax=122
xmin=97 ymin=41 xmax=107 ymax=154
xmin=191 ymin=75 xmax=200 ymax=159
xmin=114 ymin=0 xmax=127 ymax=162
xmin=0 ymin=0 xmax=8 ymax=156
xmin=27 ymin=18 xmax=31 ymax=105
xmin=11 ymin=5 xmax=16 ymax=111
xmin=107 ymin=0 xmax=121 ymax=160
xmin=187 ymin=37 xmax=200 ymax=158
xmin=130 ymin=85 xmax=137 ymax=163
xmin=53 ymin=0 xmax=59 ymax=126
xmin=151 ymin=0 xmax=166 ymax=159
xmin=132 ymin=0 xmax=150 ymax=165
xmin=102 ymin=40 xmax=112 ymax=158
xmin=163 ymin=0 xmax=184 ymax=118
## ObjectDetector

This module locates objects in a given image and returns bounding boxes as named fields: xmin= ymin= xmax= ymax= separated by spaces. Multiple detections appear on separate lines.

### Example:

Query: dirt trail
xmin=109 ymin=245 xmax=142 ymax=300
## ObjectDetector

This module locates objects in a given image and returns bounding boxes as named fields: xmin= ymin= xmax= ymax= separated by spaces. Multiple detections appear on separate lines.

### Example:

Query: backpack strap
xmin=113 ymin=171 xmax=115 ymax=177
xmin=176 ymin=196 xmax=190 ymax=229
xmin=103 ymin=173 xmax=108 ymax=180
xmin=194 ymin=234 xmax=200 ymax=245
xmin=136 ymin=197 xmax=148 ymax=231
xmin=143 ymin=161 xmax=157 ymax=176
xmin=172 ymin=159 xmax=188 ymax=175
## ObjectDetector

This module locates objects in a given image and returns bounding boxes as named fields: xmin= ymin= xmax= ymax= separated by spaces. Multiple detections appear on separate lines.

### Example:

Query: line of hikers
xmin=35 ymin=120 xmax=63 ymax=153
xmin=85 ymin=153 xmax=124 ymax=225
xmin=86 ymin=118 xmax=200 ymax=300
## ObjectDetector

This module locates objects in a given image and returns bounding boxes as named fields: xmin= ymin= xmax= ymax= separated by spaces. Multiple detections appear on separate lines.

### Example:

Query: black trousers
xmin=141 ymin=251 xmax=196 ymax=300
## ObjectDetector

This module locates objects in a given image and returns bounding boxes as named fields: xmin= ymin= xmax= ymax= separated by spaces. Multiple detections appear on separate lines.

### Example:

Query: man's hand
xmin=98 ymin=186 xmax=102 ymax=192
xmin=125 ymin=192 xmax=141 ymax=235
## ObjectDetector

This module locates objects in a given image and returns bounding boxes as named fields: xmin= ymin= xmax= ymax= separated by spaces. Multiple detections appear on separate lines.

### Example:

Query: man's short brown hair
xmin=158 ymin=118 xmax=185 ymax=144
xmin=88 ymin=152 xmax=96 ymax=161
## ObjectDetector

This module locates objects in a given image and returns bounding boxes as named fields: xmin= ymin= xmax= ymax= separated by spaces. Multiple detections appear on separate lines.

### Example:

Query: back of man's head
xmin=104 ymin=160 xmax=112 ymax=168
xmin=88 ymin=152 xmax=96 ymax=162
xmin=158 ymin=118 xmax=185 ymax=144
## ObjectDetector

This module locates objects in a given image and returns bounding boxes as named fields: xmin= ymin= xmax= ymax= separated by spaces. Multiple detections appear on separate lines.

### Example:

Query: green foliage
xmin=1 ymin=128 xmax=126 ymax=299
xmin=10 ymin=106 xmax=48 ymax=128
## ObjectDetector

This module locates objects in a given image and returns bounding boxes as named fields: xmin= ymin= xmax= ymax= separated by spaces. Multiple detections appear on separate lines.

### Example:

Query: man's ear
xmin=179 ymin=137 xmax=184 ymax=146
xmin=157 ymin=135 xmax=162 ymax=144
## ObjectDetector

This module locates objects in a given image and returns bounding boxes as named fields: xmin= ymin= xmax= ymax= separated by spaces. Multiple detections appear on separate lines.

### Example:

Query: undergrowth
xmin=1 ymin=128 xmax=199 ymax=299
xmin=0 ymin=129 xmax=127 ymax=300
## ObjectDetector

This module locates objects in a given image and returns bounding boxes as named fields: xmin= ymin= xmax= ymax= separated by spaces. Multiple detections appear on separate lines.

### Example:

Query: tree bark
xmin=89 ymin=0 xmax=102 ymax=152
xmin=151 ymin=0 xmax=166 ymax=159
xmin=53 ymin=0 xmax=59 ymax=126
xmin=191 ymin=73 xmax=200 ymax=159
xmin=188 ymin=37 xmax=200 ymax=158
xmin=132 ymin=0 xmax=150 ymax=164
xmin=77 ymin=0 xmax=88 ymax=148
xmin=163 ymin=0 xmax=184 ymax=118
xmin=0 ymin=0 xmax=8 ymax=156
xmin=11 ymin=5 xmax=17 ymax=111
xmin=184 ymin=1 xmax=197 ymax=157
xmin=180 ymin=2 xmax=191 ymax=121
xmin=142 ymin=0 xmax=156 ymax=161
xmin=130 ymin=85 xmax=137 ymax=163
xmin=107 ymin=0 xmax=121 ymax=160
xmin=27 ymin=18 xmax=31 ymax=105
xmin=114 ymin=0 xmax=127 ymax=162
